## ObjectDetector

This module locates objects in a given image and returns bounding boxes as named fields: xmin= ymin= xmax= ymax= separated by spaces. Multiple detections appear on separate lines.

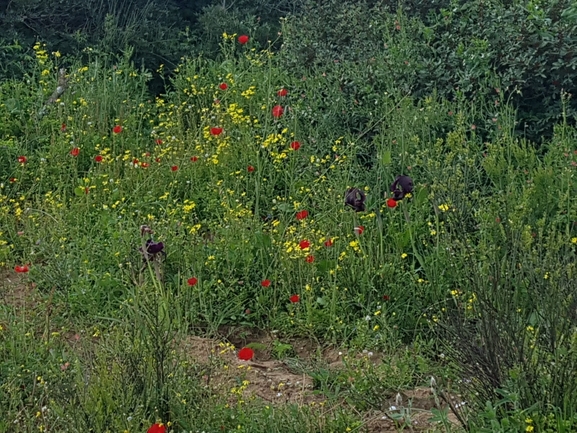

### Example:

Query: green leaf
xmin=396 ymin=228 xmax=412 ymax=250
xmin=277 ymin=203 xmax=292 ymax=213
xmin=429 ymin=407 xmax=449 ymax=423
xmin=381 ymin=150 xmax=391 ymax=165
xmin=247 ymin=342 xmax=267 ymax=351
xmin=74 ymin=186 xmax=85 ymax=197
xmin=414 ymin=185 xmax=428 ymax=206
xmin=316 ymin=260 xmax=332 ymax=275
xmin=4 ymin=98 xmax=21 ymax=114
xmin=255 ymin=233 xmax=271 ymax=249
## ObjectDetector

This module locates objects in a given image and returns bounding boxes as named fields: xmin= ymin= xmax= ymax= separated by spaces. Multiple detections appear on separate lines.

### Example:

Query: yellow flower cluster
xmin=349 ymin=240 xmax=361 ymax=253
xmin=261 ymin=132 xmax=284 ymax=149
xmin=33 ymin=43 xmax=49 ymax=65
xmin=182 ymin=200 xmax=196 ymax=213
xmin=226 ymin=103 xmax=251 ymax=125
xmin=241 ymin=86 xmax=256 ymax=99
xmin=222 ymin=32 xmax=238 ymax=41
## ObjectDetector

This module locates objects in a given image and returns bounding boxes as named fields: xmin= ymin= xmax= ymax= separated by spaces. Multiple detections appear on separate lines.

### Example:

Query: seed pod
xmin=140 ymin=224 xmax=154 ymax=236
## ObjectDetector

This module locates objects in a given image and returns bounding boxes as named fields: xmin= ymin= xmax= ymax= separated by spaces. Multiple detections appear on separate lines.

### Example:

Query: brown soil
xmin=181 ymin=334 xmax=324 ymax=405
xmin=1 ymin=269 xmax=38 ymax=310
xmin=181 ymin=331 xmax=464 ymax=432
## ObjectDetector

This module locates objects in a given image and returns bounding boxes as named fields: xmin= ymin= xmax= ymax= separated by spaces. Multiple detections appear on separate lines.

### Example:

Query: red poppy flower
xmin=187 ymin=277 xmax=198 ymax=286
xmin=354 ymin=226 xmax=364 ymax=235
xmin=210 ymin=127 xmax=223 ymax=136
xmin=60 ymin=123 xmax=67 ymax=132
xmin=155 ymin=139 xmax=163 ymax=145
xmin=219 ymin=82 xmax=228 ymax=90
xmin=261 ymin=279 xmax=271 ymax=287
xmin=277 ymin=88 xmax=288 ymax=97
xmin=17 ymin=156 xmax=27 ymax=164
xmin=132 ymin=158 xmax=139 ymax=165
xmin=299 ymin=240 xmax=310 ymax=249
xmin=238 ymin=347 xmax=254 ymax=361
xmin=94 ymin=155 xmax=103 ymax=163
xmin=9 ymin=177 xmax=17 ymax=183
xmin=14 ymin=265 xmax=29 ymax=273
xmin=141 ymin=162 xmax=149 ymax=168
xmin=324 ymin=238 xmax=333 ymax=247
xmin=113 ymin=125 xmax=123 ymax=134
xmin=247 ymin=165 xmax=255 ymax=172
xmin=171 ymin=165 xmax=178 ymax=172
xmin=190 ymin=156 xmax=198 ymax=162
xmin=296 ymin=210 xmax=308 ymax=220
xmin=305 ymin=255 xmax=315 ymax=263
xmin=238 ymin=35 xmax=249 ymax=45
xmin=70 ymin=147 xmax=80 ymax=157
xmin=272 ymin=105 xmax=284 ymax=118
xmin=289 ymin=294 xmax=300 ymax=303
xmin=155 ymin=158 xmax=161 ymax=163
xmin=383 ymin=295 xmax=390 ymax=301
xmin=290 ymin=141 xmax=301 ymax=151
xmin=386 ymin=198 xmax=397 ymax=208
xmin=147 ymin=423 xmax=166 ymax=433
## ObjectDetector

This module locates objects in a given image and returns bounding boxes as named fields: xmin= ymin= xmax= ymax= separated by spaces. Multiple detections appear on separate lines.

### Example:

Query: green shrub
xmin=279 ymin=0 xmax=577 ymax=141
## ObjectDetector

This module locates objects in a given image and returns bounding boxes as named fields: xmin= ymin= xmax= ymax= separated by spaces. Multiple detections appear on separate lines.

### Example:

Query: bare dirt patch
xmin=181 ymin=332 xmax=464 ymax=432
xmin=1 ymin=269 xmax=39 ymax=310
xmin=181 ymin=334 xmax=323 ymax=405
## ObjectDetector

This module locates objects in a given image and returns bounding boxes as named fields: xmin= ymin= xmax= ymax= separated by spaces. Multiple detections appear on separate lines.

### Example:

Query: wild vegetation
xmin=1 ymin=0 xmax=577 ymax=432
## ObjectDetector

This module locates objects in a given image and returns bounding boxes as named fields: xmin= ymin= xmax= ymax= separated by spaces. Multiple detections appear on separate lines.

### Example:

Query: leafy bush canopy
xmin=279 ymin=0 xmax=577 ymax=140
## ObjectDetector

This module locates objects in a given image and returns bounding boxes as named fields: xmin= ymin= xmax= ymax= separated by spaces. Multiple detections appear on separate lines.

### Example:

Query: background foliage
xmin=2 ymin=0 xmax=577 ymax=140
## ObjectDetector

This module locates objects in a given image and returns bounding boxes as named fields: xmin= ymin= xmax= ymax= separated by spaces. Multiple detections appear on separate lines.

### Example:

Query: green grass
xmin=1 ymin=36 xmax=577 ymax=432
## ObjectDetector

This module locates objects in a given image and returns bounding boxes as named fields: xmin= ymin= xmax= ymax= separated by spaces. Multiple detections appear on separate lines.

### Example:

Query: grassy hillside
xmin=1 ymin=34 xmax=577 ymax=432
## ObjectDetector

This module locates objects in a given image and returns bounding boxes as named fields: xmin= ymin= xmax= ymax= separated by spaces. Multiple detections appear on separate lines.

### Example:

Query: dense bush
xmin=279 ymin=0 xmax=577 ymax=141
xmin=423 ymin=0 xmax=577 ymax=140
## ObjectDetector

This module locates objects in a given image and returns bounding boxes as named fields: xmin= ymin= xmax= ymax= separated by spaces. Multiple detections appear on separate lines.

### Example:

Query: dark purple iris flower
xmin=344 ymin=188 xmax=366 ymax=212
xmin=139 ymin=239 xmax=165 ymax=263
xmin=145 ymin=239 xmax=164 ymax=254
xmin=390 ymin=175 xmax=414 ymax=201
